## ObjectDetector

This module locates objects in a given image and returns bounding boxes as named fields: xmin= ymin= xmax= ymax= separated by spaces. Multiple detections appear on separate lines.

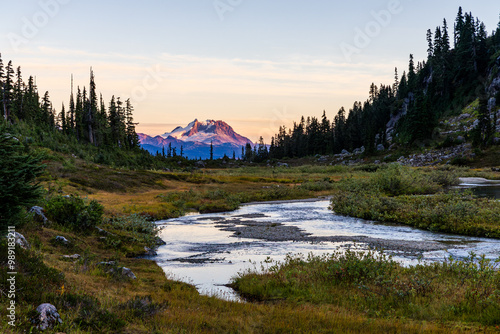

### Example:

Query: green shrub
xmin=105 ymin=214 xmax=159 ymax=246
xmin=373 ymin=164 xmax=440 ymax=196
xmin=45 ymin=195 xmax=104 ymax=232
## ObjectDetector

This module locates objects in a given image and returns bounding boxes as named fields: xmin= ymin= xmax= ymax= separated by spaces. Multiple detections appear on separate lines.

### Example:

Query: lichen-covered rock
xmin=29 ymin=206 xmax=48 ymax=223
xmin=121 ymin=267 xmax=137 ymax=279
xmin=62 ymin=254 xmax=81 ymax=260
xmin=144 ymin=247 xmax=157 ymax=256
xmin=55 ymin=236 xmax=70 ymax=245
xmin=14 ymin=232 xmax=30 ymax=250
xmin=33 ymin=303 xmax=63 ymax=330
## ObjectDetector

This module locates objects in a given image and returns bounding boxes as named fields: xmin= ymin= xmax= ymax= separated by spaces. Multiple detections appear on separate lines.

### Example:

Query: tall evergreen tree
xmin=3 ymin=61 xmax=14 ymax=121
xmin=407 ymin=54 xmax=416 ymax=93
xmin=12 ymin=66 xmax=24 ymax=120
xmin=427 ymin=29 xmax=434 ymax=58
xmin=125 ymin=98 xmax=139 ymax=149
xmin=59 ymin=103 xmax=67 ymax=134
xmin=87 ymin=68 xmax=97 ymax=145
xmin=442 ymin=19 xmax=450 ymax=53
xmin=0 ymin=126 xmax=44 ymax=231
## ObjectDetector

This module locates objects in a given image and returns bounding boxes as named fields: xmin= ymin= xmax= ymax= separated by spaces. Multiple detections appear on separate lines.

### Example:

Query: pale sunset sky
xmin=1 ymin=0 xmax=499 ymax=142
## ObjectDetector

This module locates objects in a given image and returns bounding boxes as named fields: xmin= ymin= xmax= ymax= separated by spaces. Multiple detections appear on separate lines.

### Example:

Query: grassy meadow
xmin=1 ymin=152 xmax=500 ymax=333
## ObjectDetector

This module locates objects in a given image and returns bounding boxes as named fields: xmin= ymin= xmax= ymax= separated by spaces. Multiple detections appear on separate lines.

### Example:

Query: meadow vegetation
xmin=2 ymin=153 xmax=500 ymax=332
xmin=330 ymin=164 xmax=500 ymax=238
xmin=232 ymin=250 xmax=500 ymax=328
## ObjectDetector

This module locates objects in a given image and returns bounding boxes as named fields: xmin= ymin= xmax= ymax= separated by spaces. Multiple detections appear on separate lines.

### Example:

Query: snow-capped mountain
xmin=161 ymin=119 xmax=252 ymax=146
xmin=138 ymin=119 xmax=253 ymax=159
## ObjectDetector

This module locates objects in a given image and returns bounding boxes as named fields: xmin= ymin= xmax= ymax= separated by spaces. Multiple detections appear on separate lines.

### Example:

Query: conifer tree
xmin=0 ymin=127 xmax=44 ymax=231
xmin=455 ymin=7 xmax=464 ymax=47
xmin=75 ymin=87 xmax=83 ymax=141
xmin=41 ymin=91 xmax=54 ymax=127
xmin=407 ymin=54 xmax=416 ymax=93
xmin=12 ymin=66 xmax=24 ymax=120
xmin=393 ymin=67 xmax=399 ymax=93
xmin=125 ymin=98 xmax=139 ymax=149
xmin=87 ymin=68 xmax=97 ymax=145
xmin=25 ymin=76 xmax=39 ymax=122
xmin=3 ymin=61 xmax=14 ymax=121
xmin=442 ymin=19 xmax=450 ymax=53
xmin=244 ymin=143 xmax=252 ymax=161
xmin=427 ymin=29 xmax=434 ymax=58
xmin=59 ymin=103 xmax=67 ymax=134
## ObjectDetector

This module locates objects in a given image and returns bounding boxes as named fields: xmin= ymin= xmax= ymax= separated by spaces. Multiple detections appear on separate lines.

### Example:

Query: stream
xmin=153 ymin=179 xmax=500 ymax=302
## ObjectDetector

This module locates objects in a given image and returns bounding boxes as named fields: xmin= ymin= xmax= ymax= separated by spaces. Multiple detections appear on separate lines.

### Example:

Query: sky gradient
xmin=1 ymin=0 xmax=499 ymax=142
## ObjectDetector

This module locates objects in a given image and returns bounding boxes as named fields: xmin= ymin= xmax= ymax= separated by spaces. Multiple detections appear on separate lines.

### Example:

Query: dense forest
xmin=244 ymin=8 xmax=500 ymax=162
xmin=0 ymin=57 xmax=173 ymax=168
xmin=0 ymin=61 xmax=139 ymax=150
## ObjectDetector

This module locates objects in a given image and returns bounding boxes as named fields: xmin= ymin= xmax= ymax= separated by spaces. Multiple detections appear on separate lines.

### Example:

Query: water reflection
xmin=154 ymin=199 xmax=500 ymax=302
xmin=457 ymin=177 xmax=500 ymax=199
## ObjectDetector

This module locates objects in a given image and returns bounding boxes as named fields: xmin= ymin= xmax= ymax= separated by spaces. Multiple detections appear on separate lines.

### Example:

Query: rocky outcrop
xmin=121 ymin=267 xmax=137 ymax=279
xmin=98 ymin=261 xmax=137 ymax=280
xmin=29 ymin=206 xmax=48 ymax=223
xmin=144 ymin=247 xmax=157 ymax=256
xmin=55 ymin=236 xmax=70 ymax=245
xmin=32 ymin=303 xmax=63 ymax=330
xmin=14 ymin=232 xmax=30 ymax=250
xmin=396 ymin=143 xmax=473 ymax=167
xmin=488 ymin=60 xmax=500 ymax=96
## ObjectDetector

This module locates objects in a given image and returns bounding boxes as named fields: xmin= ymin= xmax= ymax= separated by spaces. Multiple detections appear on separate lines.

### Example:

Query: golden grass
xmin=4 ymin=212 xmax=494 ymax=333
xmin=5 ymin=157 xmax=499 ymax=332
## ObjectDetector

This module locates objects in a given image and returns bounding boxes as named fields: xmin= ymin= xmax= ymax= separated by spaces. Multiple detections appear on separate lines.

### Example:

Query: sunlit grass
xmin=3 ymin=153 xmax=499 ymax=332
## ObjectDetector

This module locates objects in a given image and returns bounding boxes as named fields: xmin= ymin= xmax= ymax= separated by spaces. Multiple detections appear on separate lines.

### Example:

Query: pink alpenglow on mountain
xmin=161 ymin=119 xmax=252 ymax=146
xmin=138 ymin=119 xmax=253 ymax=159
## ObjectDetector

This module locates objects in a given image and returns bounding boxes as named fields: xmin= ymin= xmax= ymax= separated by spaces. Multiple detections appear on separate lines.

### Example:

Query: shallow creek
xmin=153 ymin=191 xmax=500 ymax=302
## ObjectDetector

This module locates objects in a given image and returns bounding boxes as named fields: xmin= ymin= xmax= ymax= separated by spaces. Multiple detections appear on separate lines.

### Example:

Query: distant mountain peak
xmin=160 ymin=119 xmax=252 ymax=146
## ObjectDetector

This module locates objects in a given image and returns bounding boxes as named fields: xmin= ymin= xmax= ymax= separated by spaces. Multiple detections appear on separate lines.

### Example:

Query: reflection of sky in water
xmin=154 ymin=200 xmax=500 ymax=302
